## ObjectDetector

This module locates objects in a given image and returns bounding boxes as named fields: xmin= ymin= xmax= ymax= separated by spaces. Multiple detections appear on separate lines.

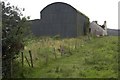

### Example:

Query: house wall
xmin=90 ymin=21 xmax=107 ymax=36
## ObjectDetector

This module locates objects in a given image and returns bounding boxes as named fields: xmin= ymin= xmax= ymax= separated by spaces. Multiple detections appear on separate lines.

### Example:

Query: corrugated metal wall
xmin=29 ymin=2 xmax=89 ymax=38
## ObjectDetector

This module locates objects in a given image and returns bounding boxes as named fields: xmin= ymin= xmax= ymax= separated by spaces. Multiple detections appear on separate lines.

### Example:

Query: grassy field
xmin=13 ymin=36 xmax=119 ymax=78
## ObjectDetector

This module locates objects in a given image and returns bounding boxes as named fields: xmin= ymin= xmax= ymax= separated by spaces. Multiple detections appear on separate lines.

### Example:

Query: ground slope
xmin=13 ymin=36 xmax=119 ymax=78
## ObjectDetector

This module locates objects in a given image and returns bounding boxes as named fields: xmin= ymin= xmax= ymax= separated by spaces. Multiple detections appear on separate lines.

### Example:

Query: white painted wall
xmin=89 ymin=21 xmax=107 ymax=36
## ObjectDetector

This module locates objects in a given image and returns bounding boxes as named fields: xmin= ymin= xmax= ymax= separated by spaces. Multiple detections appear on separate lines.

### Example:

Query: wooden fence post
xmin=53 ymin=48 xmax=57 ymax=59
xmin=45 ymin=54 xmax=48 ymax=65
xmin=29 ymin=50 xmax=33 ymax=68
xmin=21 ymin=52 xmax=24 ymax=77
xmin=60 ymin=45 xmax=64 ymax=56
xmin=10 ymin=56 xmax=13 ymax=78
xmin=25 ymin=56 xmax=31 ymax=67
xmin=21 ymin=52 xmax=24 ymax=67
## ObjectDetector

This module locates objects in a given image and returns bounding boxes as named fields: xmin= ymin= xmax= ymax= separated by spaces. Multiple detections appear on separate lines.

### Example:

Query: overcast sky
xmin=4 ymin=0 xmax=119 ymax=29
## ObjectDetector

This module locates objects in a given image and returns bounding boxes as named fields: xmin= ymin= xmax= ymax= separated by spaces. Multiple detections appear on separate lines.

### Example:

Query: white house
xmin=89 ymin=21 xmax=107 ymax=36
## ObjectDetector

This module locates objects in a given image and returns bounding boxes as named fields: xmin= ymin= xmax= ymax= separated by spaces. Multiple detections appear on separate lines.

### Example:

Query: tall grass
xmin=13 ymin=36 xmax=119 ymax=78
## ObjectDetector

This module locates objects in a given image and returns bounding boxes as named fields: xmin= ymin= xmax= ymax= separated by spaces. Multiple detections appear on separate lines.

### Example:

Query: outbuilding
xmin=30 ymin=2 xmax=90 ymax=37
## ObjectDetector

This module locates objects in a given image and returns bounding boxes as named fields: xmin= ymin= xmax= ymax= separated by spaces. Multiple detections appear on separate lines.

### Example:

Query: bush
xmin=2 ymin=1 xmax=30 ymax=78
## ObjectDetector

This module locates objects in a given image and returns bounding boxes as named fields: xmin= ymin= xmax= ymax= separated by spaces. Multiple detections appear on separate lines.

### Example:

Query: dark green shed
xmin=30 ymin=2 xmax=89 ymax=37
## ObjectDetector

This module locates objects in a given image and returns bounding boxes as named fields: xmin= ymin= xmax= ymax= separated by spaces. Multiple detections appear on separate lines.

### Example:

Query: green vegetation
xmin=2 ymin=1 xmax=30 ymax=78
xmin=2 ymin=1 xmax=119 ymax=79
xmin=13 ymin=36 xmax=119 ymax=78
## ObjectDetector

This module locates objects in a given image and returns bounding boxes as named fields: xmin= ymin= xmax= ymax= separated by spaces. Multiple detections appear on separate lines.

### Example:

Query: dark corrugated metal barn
xmin=29 ymin=2 xmax=90 ymax=37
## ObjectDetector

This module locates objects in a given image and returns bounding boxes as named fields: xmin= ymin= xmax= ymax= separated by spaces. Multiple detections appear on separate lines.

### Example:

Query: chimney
xmin=95 ymin=21 xmax=98 ymax=24
xmin=103 ymin=21 xmax=107 ymax=35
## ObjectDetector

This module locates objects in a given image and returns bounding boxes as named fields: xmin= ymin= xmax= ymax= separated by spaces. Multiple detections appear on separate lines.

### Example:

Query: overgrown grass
xmin=13 ymin=36 xmax=119 ymax=78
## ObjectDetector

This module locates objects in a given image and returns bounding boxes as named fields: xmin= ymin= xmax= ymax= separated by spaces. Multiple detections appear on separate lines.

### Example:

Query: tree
xmin=2 ymin=1 xmax=30 ymax=78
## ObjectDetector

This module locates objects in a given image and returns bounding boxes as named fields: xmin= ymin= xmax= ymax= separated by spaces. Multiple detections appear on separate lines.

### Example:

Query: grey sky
xmin=4 ymin=0 xmax=119 ymax=29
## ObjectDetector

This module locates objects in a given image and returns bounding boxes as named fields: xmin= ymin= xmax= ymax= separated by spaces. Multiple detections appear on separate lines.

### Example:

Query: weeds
xmin=13 ymin=36 xmax=118 ymax=78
